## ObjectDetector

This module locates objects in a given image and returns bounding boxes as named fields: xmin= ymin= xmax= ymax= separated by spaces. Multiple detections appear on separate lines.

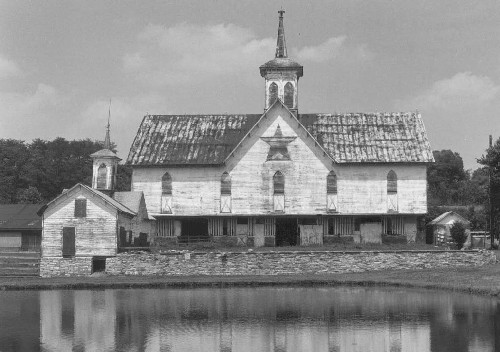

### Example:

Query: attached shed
xmin=0 ymin=204 xmax=43 ymax=252
xmin=428 ymin=211 xmax=470 ymax=245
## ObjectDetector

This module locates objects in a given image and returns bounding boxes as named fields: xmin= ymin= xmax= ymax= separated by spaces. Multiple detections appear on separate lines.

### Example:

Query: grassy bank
xmin=1 ymin=255 xmax=499 ymax=297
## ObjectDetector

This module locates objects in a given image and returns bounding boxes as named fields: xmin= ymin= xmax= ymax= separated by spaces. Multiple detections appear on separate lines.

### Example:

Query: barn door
xmin=62 ymin=227 xmax=76 ymax=257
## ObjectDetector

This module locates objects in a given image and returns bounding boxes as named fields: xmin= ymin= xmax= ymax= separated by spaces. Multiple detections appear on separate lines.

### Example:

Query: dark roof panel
xmin=0 ymin=204 xmax=43 ymax=230
xmin=127 ymin=112 xmax=434 ymax=165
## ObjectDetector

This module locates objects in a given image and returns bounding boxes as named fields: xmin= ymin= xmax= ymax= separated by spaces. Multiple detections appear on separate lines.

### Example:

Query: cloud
xmin=0 ymin=55 xmax=22 ymax=78
xmin=399 ymin=72 xmax=500 ymax=110
xmin=124 ymin=23 xmax=372 ymax=87
xmin=123 ymin=23 xmax=275 ymax=87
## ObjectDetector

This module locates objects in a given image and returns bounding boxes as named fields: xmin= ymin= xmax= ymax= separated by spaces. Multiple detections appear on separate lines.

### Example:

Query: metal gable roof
xmin=0 ymin=204 xmax=43 ymax=230
xmin=127 ymin=114 xmax=261 ymax=165
xmin=38 ymin=184 xmax=136 ymax=217
xmin=127 ymin=111 xmax=434 ymax=166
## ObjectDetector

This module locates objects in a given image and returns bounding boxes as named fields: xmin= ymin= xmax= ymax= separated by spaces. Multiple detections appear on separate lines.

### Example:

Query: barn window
xmin=273 ymin=171 xmax=285 ymax=194
xmin=387 ymin=170 xmax=398 ymax=212
xmin=284 ymin=82 xmax=294 ymax=108
xmin=327 ymin=171 xmax=338 ymax=212
xmin=162 ymin=172 xmax=172 ymax=195
xmin=221 ymin=172 xmax=231 ymax=195
xmin=96 ymin=164 xmax=107 ymax=189
xmin=273 ymin=171 xmax=285 ymax=212
xmin=268 ymin=82 xmax=278 ymax=106
xmin=74 ymin=199 xmax=87 ymax=218
xmin=161 ymin=172 xmax=172 ymax=214
xmin=220 ymin=172 xmax=232 ymax=213
xmin=387 ymin=170 xmax=397 ymax=193
xmin=327 ymin=171 xmax=337 ymax=194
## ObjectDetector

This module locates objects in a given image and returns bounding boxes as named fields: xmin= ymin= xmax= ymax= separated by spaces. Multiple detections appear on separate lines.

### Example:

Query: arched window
xmin=273 ymin=171 xmax=285 ymax=194
xmin=221 ymin=172 xmax=231 ymax=195
xmin=97 ymin=163 xmax=107 ymax=189
xmin=268 ymin=82 xmax=278 ymax=107
xmin=162 ymin=172 xmax=172 ymax=195
xmin=284 ymin=82 xmax=294 ymax=109
xmin=387 ymin=170 xmax=397 ymax=193
xmin=387 ymin=170 xmax=398 ymax=212
xmin=327 ymin=171 xmax=337 ymax=194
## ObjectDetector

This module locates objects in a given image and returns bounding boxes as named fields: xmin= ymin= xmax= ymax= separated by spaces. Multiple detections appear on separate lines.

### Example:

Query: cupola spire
xmin=275 ymin=9 xmax=287 ymax=58
xmin=103 ymin=99 xmax=111 ymax=150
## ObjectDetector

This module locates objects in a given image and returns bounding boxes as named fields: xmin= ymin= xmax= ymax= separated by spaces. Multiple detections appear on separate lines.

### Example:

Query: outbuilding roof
xmin=37 ymin=184 xmax=136 ymax=217
xmin=0 ymin=204 xmax=43 ymax=230
xmin=127 ymin=109 xmax=434 ymax=166
xmin=428 ymin=211 xmax=470 ymax=226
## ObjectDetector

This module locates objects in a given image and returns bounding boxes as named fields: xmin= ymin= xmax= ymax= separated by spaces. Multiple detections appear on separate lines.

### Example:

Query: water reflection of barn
xmin=35 ymin=287 xmax=499 ymax=351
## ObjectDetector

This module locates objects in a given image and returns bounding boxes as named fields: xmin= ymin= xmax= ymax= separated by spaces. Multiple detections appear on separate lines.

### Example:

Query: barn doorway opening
xmin=275 ymin=218 xmax=298 ymax=246
xmin=180 ymin=218 xmax=209 ymax=242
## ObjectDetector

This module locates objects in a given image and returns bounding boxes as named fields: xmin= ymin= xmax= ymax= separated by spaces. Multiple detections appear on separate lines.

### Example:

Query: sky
xmin=1 ymin=0 xmax=499 ymax=169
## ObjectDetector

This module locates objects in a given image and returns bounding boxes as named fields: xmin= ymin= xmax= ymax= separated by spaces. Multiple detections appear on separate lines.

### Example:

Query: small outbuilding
xmin=428 ymin=211 xmax=470 ymax=245
xmin=0 ymin=204 xmax=43 ymax=252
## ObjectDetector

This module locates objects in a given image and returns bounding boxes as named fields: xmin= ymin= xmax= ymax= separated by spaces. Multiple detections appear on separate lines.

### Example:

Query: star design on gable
xmin=260 ymin=125 xmax=296 ymax=161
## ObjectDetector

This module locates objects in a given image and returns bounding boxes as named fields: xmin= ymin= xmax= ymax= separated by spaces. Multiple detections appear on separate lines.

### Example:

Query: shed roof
xmin=113 ymin=191 xmax=143 ymax=214
xmin=127 ymin=110 xmax=434 ymax=166
xmin=0 ymin=204 xmax=43 ymax=230
xmin=38 ymin=184 xmax=136 ymax=217
xmin=428 ymin=211 xmax=470 ymax=226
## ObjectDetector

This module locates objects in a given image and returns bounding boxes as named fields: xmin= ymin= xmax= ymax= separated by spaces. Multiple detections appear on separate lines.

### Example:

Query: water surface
xmin=0 ymin=286 xmax=499 ymax=352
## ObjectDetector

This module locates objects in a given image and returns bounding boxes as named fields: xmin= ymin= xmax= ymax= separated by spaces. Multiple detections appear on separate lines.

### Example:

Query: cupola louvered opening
xmin=268 ymin=82 xmax=278 ymax=106
xmin=97 ymin=164 xmax=107 ymax=189
xmin=387 ymin=170 xmax=397 ymax=193
xmin=327 ymin=171 xmax=337 ymax=194
xmin=162 ymin=172 xmax=172 ymax=195
xmin=221 ymin=172 xmax=231 ymax=195
xmin=284 ymin=82 xmax=294 ymax=108
xmin=273 ymin=171 xmax=285 ymax=194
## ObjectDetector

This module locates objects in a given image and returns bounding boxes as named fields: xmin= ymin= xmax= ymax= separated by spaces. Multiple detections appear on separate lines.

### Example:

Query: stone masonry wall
xmin=40 ymin=257 xmax=93 ymax=277
xmin=103 ymin=250 xmax=496 ymax=277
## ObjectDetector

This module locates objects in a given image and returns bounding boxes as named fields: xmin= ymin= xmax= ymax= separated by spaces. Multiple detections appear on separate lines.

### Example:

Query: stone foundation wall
xmin=40 ymin=257 xmax=93 ymax=277
xmin=102 ymin=250 xmax=496 ymax=277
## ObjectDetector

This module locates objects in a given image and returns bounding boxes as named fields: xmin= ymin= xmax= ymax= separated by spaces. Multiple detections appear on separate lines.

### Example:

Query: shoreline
xmin=1 ymin=263 xmax=499 ymax=298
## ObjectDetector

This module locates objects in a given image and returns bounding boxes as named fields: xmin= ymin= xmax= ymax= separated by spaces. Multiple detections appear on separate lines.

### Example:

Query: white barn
xmin=126 ymin=11 xmax=434 ymax=247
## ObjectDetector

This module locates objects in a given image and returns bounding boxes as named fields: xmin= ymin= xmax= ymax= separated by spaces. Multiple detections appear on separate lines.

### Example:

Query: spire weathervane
xmin=104 ymin=99 xmax=111 ymax=150
xmin=275 ymin=9 xmax=287 ymax=58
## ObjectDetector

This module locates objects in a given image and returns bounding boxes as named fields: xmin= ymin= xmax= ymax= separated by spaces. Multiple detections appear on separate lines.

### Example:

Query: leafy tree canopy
xmin=0 ymin=138 xmax=131 ymax=204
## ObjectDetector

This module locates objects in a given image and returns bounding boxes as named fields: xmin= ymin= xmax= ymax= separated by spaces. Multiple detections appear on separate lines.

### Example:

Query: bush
xmin=450 ymin=222 xmax=467 ymax=249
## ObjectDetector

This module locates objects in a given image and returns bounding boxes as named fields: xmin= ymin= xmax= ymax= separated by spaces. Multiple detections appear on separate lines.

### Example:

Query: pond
xmin=0 ymin=286 xmax=499 ymax=352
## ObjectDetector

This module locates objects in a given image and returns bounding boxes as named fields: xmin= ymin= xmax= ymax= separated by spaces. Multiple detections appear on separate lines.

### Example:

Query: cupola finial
xmin=275 ymin=9 xmax=287 ymax=58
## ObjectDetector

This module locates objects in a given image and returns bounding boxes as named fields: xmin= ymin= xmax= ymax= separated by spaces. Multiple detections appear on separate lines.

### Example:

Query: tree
xmin=0 ymin=138 xmax=132 ymax=204
xmin=477 ymin=137 xmax=500 ymax=240
xmin=16 ymin=186 xmax=43 ymax=204
xmin=450 ymin=222 xmax=467 ymax=249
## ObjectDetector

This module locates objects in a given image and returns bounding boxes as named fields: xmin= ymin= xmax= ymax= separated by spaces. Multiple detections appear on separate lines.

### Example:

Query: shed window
xmin=221 ymin=172 xmax=231 ymax=195
xmin=162 ymin=172 xmax=172 ymax=195
xmin=284 ymin=82 xmax=294 ymax=108
xmin=273 ymin=171 xmax=285 ymax=194
xmin=387 ymin=170 xmax=397 ymax=193
xmin=96 ymin=164 xmax=107 ymax=189
xmin=327 ymin=171 xmax=337 ymax=194
xmin=268 ymin=82 xmax=278 ymax=106
xmin=74 ymin=199 xmax=87 ymax=218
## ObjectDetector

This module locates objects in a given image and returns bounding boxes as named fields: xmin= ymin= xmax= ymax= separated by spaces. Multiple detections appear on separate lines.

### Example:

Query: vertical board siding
xmin=208 ymin=218 xmax=237 ymax=236
xmin=157 ymin=219 xmax=174 ymax=237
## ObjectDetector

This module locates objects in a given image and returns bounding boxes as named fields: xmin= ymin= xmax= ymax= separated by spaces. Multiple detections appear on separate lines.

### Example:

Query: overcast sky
xmin=1 ymin=0 xmax=499 ymax=169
